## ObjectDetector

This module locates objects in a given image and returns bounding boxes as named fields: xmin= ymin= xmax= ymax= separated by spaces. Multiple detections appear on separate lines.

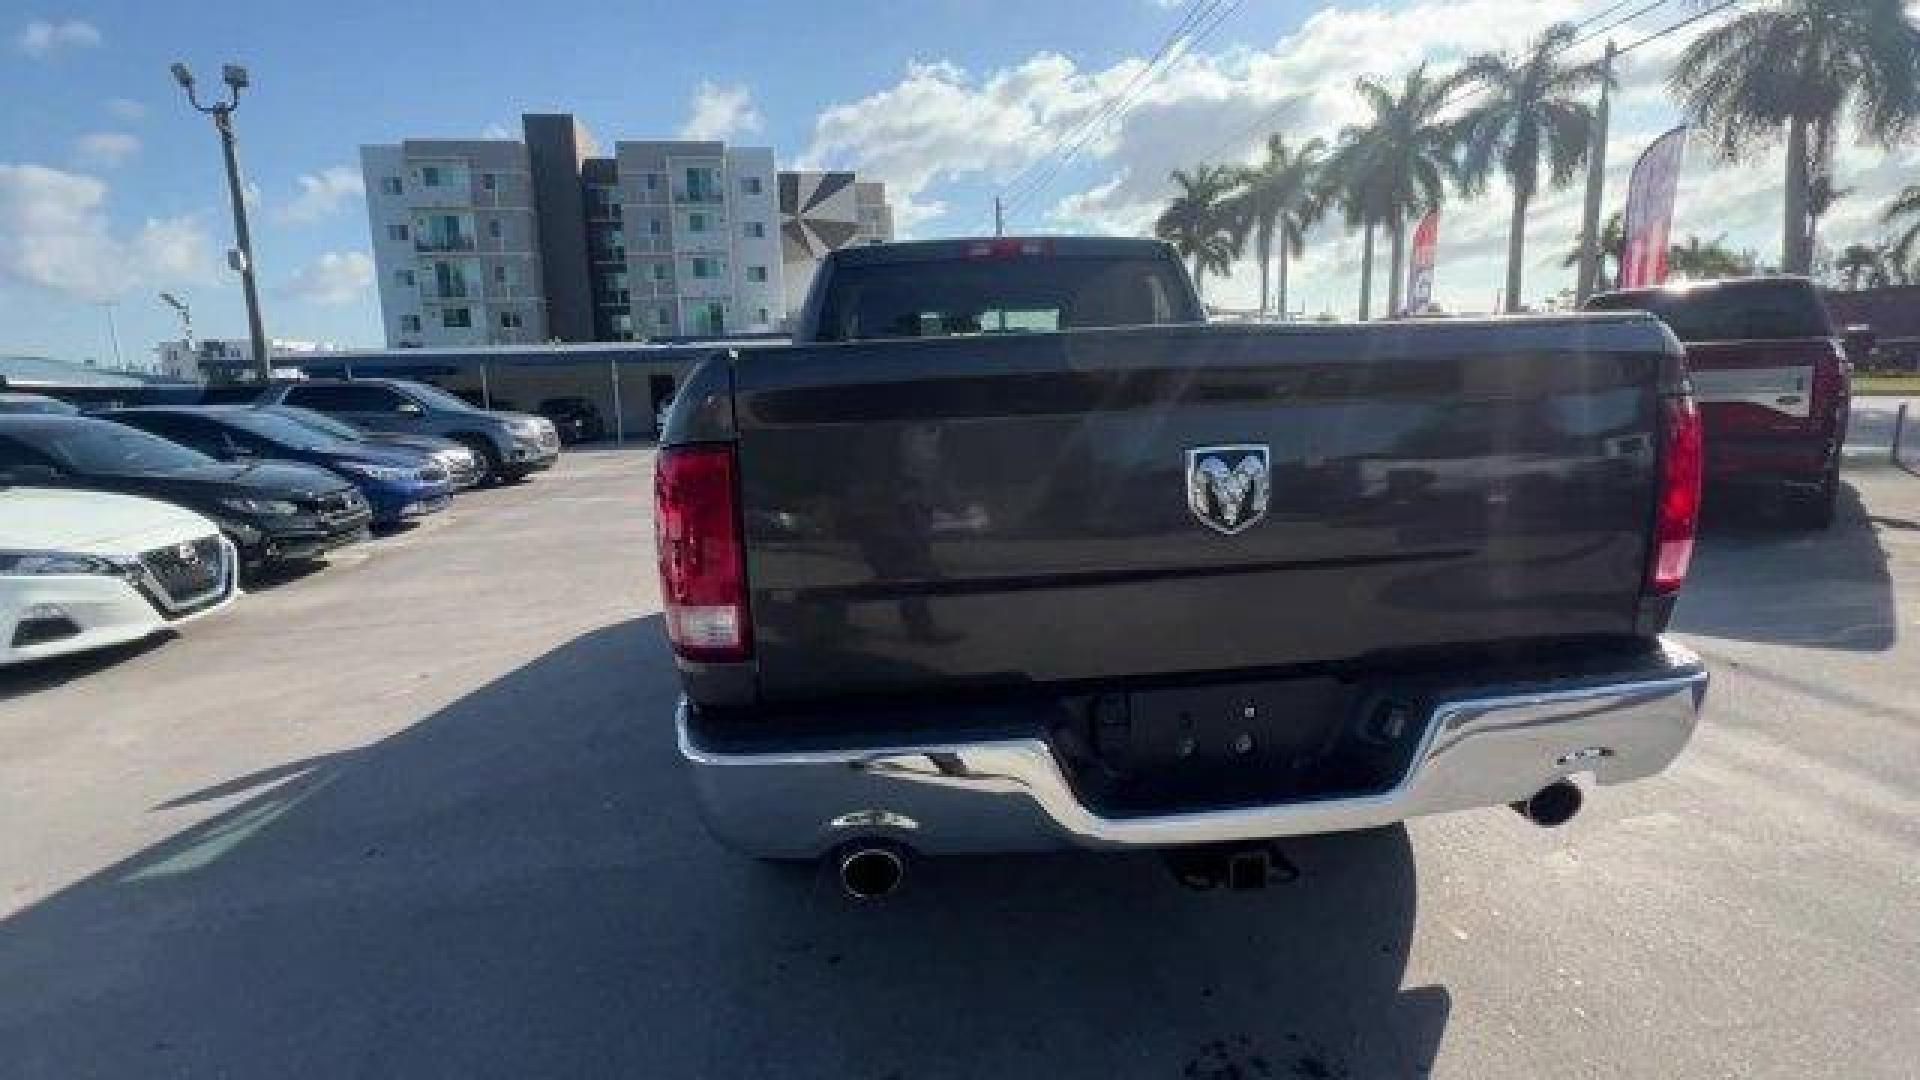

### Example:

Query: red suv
xmin=1587 ymin=277 xmax=1851 ymax=528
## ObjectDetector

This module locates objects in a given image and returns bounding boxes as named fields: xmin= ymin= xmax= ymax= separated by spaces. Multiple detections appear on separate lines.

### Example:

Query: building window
xmin=500 ymin=310 xmax=523 ymax=329
xmin=388 ymin=224 xmax=409 ymax=243
xmin=690 ymin=256 xmax=720 ymax=279
xmin=682 ymin=167 xmax=719 ymax=202
xmin=402 ymin=314 xmax=421 ymax=334
xmin=658 ymin=306 xmax=673 ymax=327
xmin=421 ymin=166 xmax=443 ymax=187
xmin=757 ymin=307 xmax=769 ymax=323
xmin=688 ymin=212 xmax=709 ymax=233
xmin=493 ymin=265 xmax=508 ymax=285
xmin=488 ymin=218 xmax=502 ymax=239
xmin=746 ymin=265 xmax=768 ymax=283
xmin=652 ymin=262 xmax=669 ymax=282
xmin=648 ymin=217 xmax=663 ymax=236
xmin=743 ymin=221 xmax=765 ymax=238
xmin=381 ymin=176 xmax=402 ymax=195
xmin=741 ymin=176 xmax=763 ymax=195
xmin=396 ymin=269 xmax=414 ymax=287
xmin=645 ymin=172 xmax=661 ymax=191
xmin=443 ymin=307 xmax=472 ymax=329
xmin=481 ymin=172 xmax=497 ymax=191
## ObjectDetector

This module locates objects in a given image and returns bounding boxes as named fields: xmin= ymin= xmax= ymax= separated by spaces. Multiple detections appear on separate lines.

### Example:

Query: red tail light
xmin=1649 ymin=394 xmax=1703 ymax=595
xmin=655 ymin=444 xmax=751 ymax=662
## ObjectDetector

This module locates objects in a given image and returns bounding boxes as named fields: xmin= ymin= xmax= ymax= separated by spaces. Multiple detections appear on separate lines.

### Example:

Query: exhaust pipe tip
xmin=1512 ymin=779 xmax=1583 ymax=828
xmin=838 ymin=843 xmax=907 ymax=900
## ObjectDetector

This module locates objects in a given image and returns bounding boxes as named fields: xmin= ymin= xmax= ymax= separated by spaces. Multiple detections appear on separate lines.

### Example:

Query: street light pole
xmin=160 ymin=292 xmax=193 ymax=377
xmin=172 ymin=61 xmax=271 ymax=383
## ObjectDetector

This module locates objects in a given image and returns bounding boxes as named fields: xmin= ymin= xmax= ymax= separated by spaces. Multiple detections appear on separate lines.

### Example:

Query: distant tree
xmin=1231 ymin=135 xmax=1326 ymax=319
xmin=1454 ymin=22 xmax=1613 ymax=312
xmin=1563 ymin=210 xmax=1626 ymax=292
xmin=1884 ymin=184 xmax=1920 ymax=278
xmin=1835 ymin=243 xmax=1886 ymax=290
xmin=1669 ymin=0 xmax=1920 ymax=274
xmin=1155 ymin=165 xmax=1245 ymax=301
xmin=1667 ymin=234 xmax=1757 ymax=281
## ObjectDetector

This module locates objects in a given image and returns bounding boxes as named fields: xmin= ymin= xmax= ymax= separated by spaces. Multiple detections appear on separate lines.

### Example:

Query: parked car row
xmin=0 ymin=378 xmax=560 ymax=667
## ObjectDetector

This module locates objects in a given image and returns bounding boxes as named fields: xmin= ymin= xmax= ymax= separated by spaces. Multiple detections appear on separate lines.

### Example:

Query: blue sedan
xmin=103 ymin=406 xmax=454 ymax=527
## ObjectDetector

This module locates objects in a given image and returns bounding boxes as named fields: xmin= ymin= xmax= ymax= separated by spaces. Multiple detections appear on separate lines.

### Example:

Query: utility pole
xmin=1575 ymin=40 xmax=1617 ymax=304
xmin=100 ymin=301 xmax=124 ymax=371
xmin=172 ymin=61 xmax=271 ymax=382
xmin=994 ymin=197 xmax=1005 ymax=237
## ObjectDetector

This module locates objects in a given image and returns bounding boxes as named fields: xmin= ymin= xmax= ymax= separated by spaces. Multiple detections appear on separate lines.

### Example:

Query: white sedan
xmin=1 ymin=488 xmax=239 ymax=666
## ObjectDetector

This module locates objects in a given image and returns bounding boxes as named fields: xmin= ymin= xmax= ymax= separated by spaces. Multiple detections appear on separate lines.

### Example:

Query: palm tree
xmin=1667 ymin=234 xmax=1755 ymax=280
xmin=1231 ymin=135 xmax=1325 ymax=319
xmin=1834 ymin=243 xmax=1885 ymax=290
xmin=1454 ymin=22 xmax=1612 ymax=313
xmin=1322 ymin=130 xmax=1384 ymax=320
xmin=1155 ymin=165 xmax=1244 ymax=301
xmin=1669 ymin=0 xmax=1920 ymax=275
xmin=1346 ymin=65 xmax=1462 ymax=318
xmin=1885 ymin=184 xmax=1920 ymax=275
xmin=1562 ymin=210 xmax=1626 ymax=291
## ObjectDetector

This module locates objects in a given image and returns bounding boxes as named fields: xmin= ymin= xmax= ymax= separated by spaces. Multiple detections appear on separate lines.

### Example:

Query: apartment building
xmin=362 ymin=114 xmax=886 ymax=347
xmin=361 ymin=138 xmax=548 ymax=348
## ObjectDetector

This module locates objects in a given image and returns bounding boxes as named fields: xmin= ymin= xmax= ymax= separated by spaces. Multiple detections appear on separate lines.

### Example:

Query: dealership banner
xmin=1404 ymin=210 xmax=1438 ymax=316
xmin=1620 ymin=126 xmax=1688 ymax=289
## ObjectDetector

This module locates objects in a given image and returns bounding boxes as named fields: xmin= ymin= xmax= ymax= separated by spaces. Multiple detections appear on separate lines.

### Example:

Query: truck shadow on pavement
xmin=1676 ymin=483 xmax=1897 ymax=652
xmin=0 ymin=617 xmax=1447 ymax=1080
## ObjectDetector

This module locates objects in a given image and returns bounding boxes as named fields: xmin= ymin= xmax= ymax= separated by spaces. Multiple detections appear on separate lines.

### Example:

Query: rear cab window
xmin=1586 ymin=280 xmax=1835 ymax=343
xmin=812 ymin=245 xmax=1198 ymax=343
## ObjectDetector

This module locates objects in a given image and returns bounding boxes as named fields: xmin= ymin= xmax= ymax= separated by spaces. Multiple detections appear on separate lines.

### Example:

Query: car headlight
xmin=336 ymin=461 xmax=416 ymax=482
xmin=220 ymin=497 xmax=300 ymax=516
xmin=0 ymin=549 xmax=125 ymax=576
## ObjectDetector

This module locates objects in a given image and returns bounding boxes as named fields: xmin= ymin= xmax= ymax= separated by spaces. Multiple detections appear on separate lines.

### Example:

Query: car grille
xmin=137 ymin=535 xmax=231 ymax=619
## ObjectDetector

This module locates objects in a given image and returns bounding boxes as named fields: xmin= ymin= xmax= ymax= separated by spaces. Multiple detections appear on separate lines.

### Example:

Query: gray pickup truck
xmin=659 ymin=236 xmax=1708 ymax=896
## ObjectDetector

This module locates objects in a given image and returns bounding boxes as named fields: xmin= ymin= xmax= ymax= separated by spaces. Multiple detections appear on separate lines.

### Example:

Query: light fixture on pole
xmin=172 ymin=60 xmax=271 ymax=383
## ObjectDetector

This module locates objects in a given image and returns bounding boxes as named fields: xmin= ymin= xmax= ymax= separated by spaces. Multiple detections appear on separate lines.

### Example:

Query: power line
xmin=997 ymin=0 xmax=1246 ymax=226
xmin=1613 ymin=0 xmax=1741 ymax=56
xmin=996 ymin=0 xmax=1217 ymax=210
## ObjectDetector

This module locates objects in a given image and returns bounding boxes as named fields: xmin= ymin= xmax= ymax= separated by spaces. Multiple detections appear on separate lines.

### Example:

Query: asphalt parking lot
xmin=2 ymin=429 xmax=1917 ymax=1080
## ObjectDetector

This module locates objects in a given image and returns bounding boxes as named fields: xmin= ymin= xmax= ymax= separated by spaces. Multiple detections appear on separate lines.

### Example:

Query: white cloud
xmin=74 ymin=131 xmax=140 ymax=169
xmin=16 ymin=18 xmax=100 ymax=57
xmin=0 ymin=164 xmax=213 ymax=301
xmin=273 ymin=166 xmax=365 ymax=224
xmin=104 ymin=97 xmax=147 ymax=121
xmin=283 ymin=250 xmax=373 ymax=305
xmin=678 ymin=82 xmax=764 ymax=142
xmin=480 ymin=121 xmax=515 ymax=139
xmin=801 ymin=0 xmax=1918 ymax=309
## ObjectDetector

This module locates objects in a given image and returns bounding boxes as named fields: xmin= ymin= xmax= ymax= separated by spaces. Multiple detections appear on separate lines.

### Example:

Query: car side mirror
xmin=397 ymin=401 xmax=425 ymax=416
xmin=1842 ymin=325 xmax=1876 ymax=366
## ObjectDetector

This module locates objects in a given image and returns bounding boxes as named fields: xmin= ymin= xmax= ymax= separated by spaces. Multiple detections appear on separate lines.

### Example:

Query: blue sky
xmin=5 ymin=0 xmax=1916 ymax=367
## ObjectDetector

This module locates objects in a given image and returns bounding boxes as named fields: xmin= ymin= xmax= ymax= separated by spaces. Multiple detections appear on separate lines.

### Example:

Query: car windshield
xmin=396 ymin=381 xmax=479 ymax=412
xmin=31 ymin=418 xmax=217 ymax=475
xmin=214 ymin=409 xmax=352 ymax=452
xmin=1585 ymin=281 xmax=1835 ymax=342
xmin=267 ymin=406 xmax=367 ymax=442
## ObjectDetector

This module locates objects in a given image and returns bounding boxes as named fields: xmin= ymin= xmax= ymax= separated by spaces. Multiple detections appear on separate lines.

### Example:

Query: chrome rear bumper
xmin=678 ymin=639 xmax=1708 ymax=858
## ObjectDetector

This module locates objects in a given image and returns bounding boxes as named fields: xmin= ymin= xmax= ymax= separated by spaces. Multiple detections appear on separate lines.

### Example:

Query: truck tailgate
xmin=731 ymin=319 xmax=1670 ymax=704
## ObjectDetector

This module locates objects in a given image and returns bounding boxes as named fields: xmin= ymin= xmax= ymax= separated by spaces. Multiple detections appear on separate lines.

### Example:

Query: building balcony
xmin=672 ymin=188 xmax=724 ymax=205
xmin=415 ymin=236 xmax=477 ymax=253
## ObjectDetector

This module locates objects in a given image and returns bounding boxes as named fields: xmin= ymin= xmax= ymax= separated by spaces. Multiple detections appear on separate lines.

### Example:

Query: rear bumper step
xmin=676 ymin=638 xmax=1708 ymax=857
